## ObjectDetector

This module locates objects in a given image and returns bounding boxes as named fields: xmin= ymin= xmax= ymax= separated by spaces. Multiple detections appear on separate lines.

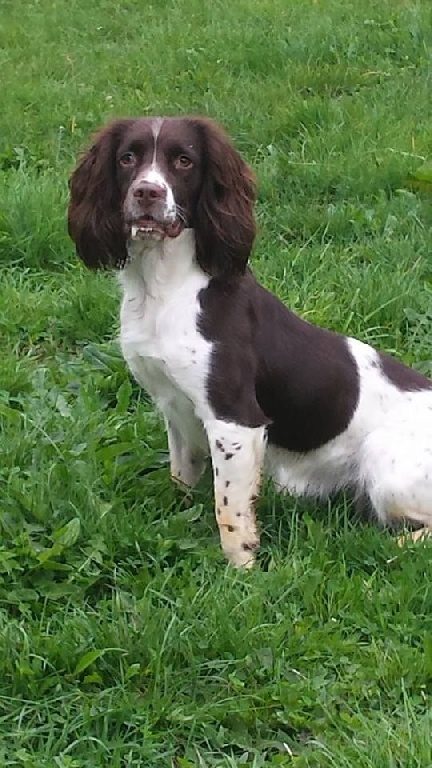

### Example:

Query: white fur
xmin=119 ymin=229 xmax=212 ymax=423
xmin=151 ymin=118 xmax=164 ymax=159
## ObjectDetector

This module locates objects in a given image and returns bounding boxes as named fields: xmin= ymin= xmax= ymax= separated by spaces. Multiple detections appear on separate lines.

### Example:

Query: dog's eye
xmin=119 ymin=152 xmax=136 ymax=167
xmin=174 ymin=154 xmax=193 ymax=170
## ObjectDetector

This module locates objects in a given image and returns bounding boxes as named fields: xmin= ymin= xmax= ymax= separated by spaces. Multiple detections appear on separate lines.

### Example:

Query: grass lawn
xmin=1 ymin=0 xmax=432 ymax=764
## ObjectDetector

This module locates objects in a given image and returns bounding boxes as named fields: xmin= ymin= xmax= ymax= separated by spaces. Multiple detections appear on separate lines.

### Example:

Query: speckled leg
xmin=205 ymin=420 xmax=267 ymax=568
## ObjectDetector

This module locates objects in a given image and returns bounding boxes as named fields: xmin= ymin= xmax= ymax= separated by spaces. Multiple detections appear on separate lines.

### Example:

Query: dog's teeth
xmin=131 ymin=224 xmax=157 ymax=237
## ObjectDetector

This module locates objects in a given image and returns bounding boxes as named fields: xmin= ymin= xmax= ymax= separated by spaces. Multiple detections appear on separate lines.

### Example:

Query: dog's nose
xmin=132 ymin=181 xmax=167 ymax=203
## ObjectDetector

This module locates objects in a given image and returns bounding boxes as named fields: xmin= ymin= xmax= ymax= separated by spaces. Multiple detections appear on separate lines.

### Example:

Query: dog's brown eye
xmin=119 ymin=152 xmax=136 ymax=167
xmin=174 ymin=155 xmax=193 ymax=170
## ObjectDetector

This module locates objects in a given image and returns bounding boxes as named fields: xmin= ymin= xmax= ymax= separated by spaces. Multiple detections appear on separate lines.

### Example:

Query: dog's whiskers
xmin=175 ymin=205 xmax=188 ymax=224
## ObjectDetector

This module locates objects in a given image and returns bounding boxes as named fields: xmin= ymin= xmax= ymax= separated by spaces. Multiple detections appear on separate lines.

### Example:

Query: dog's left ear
xmin=192 ymin=118 xmax=256 ymax=279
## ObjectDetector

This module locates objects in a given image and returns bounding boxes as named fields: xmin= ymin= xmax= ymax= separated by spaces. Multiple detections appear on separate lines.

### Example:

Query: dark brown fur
xmin=199 ymin=273 xmax=361 ymax=451
xmin=378 ymin=351 xmax=431 ymax=392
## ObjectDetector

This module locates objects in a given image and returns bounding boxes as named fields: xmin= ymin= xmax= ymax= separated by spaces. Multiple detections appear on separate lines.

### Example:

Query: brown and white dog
xmin=68 ymin=116 xmax=432 ymax=567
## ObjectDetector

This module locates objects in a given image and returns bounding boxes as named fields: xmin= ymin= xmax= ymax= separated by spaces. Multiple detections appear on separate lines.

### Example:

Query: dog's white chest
xmin=118 ymin=234 xmax=213 ymax=418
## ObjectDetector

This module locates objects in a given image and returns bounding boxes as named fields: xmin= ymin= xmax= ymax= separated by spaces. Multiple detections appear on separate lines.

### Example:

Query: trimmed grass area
xmin=1 ymin=0 xmax=432 ymax=764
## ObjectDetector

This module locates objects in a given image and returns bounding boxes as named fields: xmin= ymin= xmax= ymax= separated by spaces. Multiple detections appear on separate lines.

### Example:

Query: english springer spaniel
xmin=68 ymin=116 xmax=432 ymax=567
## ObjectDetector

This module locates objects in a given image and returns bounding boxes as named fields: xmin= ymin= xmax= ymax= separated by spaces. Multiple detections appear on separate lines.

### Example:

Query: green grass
xmin=1 ymin=0 xmax=432 ymax=764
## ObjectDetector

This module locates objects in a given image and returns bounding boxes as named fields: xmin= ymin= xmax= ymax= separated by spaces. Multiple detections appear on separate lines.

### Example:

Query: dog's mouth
xmin=129 ymin=216 xmax=184 ymax=241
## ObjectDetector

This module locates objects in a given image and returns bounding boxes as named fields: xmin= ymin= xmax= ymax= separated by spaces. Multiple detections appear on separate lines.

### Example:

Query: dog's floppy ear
xmin=192 ymin=118 xmax=256 ymax=279
xmin=68 ymin=119 xmax=134 ymax=269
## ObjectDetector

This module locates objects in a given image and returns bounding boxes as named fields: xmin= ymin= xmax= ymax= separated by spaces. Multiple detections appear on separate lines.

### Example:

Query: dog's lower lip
xmin=165 ymin=219 xmax=184 ymax=238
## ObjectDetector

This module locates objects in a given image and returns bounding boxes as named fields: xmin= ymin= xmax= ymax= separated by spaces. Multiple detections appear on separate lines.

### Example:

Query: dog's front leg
xmin=164 ymin=416 xmax=207 ymax=489
xmin=205 ymin=419 xmax=267 ymax=568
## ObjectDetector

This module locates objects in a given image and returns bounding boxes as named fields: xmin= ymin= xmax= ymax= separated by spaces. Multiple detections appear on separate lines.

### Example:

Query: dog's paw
xmin=397 ymin=527 xmax=432 ymax=547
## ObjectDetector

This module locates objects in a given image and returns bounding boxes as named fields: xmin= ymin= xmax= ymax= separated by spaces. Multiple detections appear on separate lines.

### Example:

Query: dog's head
xmin=68 ymin=116 xmax=256 ymax=278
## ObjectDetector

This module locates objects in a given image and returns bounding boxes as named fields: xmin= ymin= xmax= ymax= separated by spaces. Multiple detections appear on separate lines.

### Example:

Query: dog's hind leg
xmin=360 ymin=416 xmax=432 ymax=546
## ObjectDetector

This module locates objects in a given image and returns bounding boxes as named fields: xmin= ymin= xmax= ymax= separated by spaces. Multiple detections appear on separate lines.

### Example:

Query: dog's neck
xmin=118 ymin=228 xmax=203 ymax=300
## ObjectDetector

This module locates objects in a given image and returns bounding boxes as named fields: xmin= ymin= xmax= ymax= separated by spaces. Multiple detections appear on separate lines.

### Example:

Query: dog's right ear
xmin=68 ymin=120 xmax=134 ymax=269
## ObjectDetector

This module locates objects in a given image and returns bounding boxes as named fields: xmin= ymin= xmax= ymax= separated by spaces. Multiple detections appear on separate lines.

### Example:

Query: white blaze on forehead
xmin=133 ymin=119 xmax=176 ymax=217
xmin=151 ymin=118 xmax=164 ymax=166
